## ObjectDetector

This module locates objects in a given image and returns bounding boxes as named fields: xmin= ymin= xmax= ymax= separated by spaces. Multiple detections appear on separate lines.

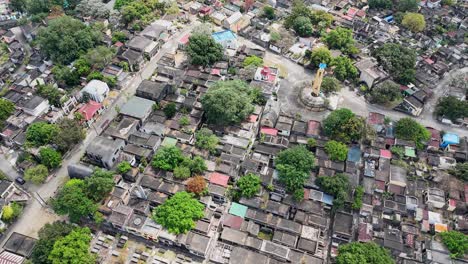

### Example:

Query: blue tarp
xmin=347 ymin=146 xmax=362 ymax=163
xmin=322 ymin=193 xmax=334 ymax=205
xmin=441 ymin=133 xmax=460 ymax=148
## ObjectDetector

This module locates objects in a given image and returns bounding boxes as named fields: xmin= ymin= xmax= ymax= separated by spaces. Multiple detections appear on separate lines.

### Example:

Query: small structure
xmin=119 ymin=96 xmax=154 ymax=122
xmin=77 ymin=100 xmax=103 ymax=127
xmin=135 ymin=80 xmax=171 ymax=102
xmin=85 ymin=136 xmax=125 ymax=169
xmin=80 ymin=80 xmax=109 ymax=103
xmin=212 ymin=30 xmax=237 ymax=49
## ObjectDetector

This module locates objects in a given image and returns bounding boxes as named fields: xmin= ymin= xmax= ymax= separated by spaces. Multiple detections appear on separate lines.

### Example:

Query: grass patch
xmin=258 ymin=231 xmax=273 ymax=241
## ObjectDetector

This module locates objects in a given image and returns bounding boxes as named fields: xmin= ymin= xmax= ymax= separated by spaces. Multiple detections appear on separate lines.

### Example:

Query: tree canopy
xmin=439 ymin=231 xmax=468 ymax=259
xmin=322 ymin=27 xmax=357 ymax=54
xmin=316 ymin=173 xmax=349 ymax=209
xmin=0 ymin=98 xmax=15 ymax=124
xmin=402 ymin=13 xmax=426 ymax=32
xmin=373 ymin=43 xmax=416 ymax=84
xmin=31 ymin=221 xmax=75 ymax=264
xmin=152 ymin=191 xmax=205 ymax=234
xmin=56 ymin=118 xmax=86 ymax=153
xmin=323 ymin=108 xmax=363 ymax=143
xmin=48 ymin=227 xmax=95 ymax=264
xmin=309 ymin=47 xmax=332 ymax=68
xmin=26 ymin=122 xmax=59 ymax=147
xmin=163 ymin=102 xmax=177 ymax=118
xmin=321 ymin=76 xmax=341 ymax=95
xmin=36 ymin=16 xmax=102 ymax=64
xmin=24 ymin=164 xmax=49 ymax=185
xmin=201 ymin=80 xmax=254 ymax=125
xmin=397 ymin=0 xmax=420 ymax=12
xmin=395 ymin=118 xmax=430 ymax=149
xmin=275 ymin=146 xmax=315 ymax=193
xmin=52 ymin=179 xmax=97 ymax=223
xmin=39 ymin=147 xmax=62 ymax=169
xmin=237 ymin=173 xmax=261 ymax=198
xmin=262 ymin=5 xmax=275 ymax=19
xmin=369 ymin=81 xmax=403 ymax=105
xmin=293 ymin=16 xmax=313 ymax=37
xmin=331 ymin=56 xmax=358 ymax=81
xmin=37 ymin=84 xmax=63 ymax=107
xmin=186 ymin=176 xmax=207 ymax=195
xmin=243 ymin=55 xmax=263 ymax=67
xmin=152 ymin=146 xmax=185 ymax=171
xmin=449 ymin=162 xmax=468 ymax=181
xmin=186 ymin=34 xmax=224 ymax=66
xmin=195 ymin=128 xmax=219 ymax=154
xmin=369 ymin=0 xmax=393 ymax=9
xmin=336 ymin=242 xmax=395 ymax=264
xmin=435 ymin=96 xmax=468 ymax=122
xmin=84 ymin=168 xmax=115 ymax=201
xmin=117 ymin=161 xmax=132 ymax=174
xmin=324 ymin=140 xmax=348 ymax=161
xmin=284 ymin=1 xmax=333 ymax=34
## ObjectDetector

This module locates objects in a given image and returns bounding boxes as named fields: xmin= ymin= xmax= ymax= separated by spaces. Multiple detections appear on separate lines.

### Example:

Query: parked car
xmin=15 ymin=177 xmax=25 ymax=185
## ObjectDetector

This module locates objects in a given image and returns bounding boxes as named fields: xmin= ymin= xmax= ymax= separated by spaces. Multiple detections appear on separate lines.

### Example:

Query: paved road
xmin=0 ymin=23 xmax=199 ymax=242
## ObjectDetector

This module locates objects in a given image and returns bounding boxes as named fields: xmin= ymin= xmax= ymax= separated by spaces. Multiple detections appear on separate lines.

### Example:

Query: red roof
xmin=261 ymin=127 xmax=278 ymax=136
xmin=78 ymin=100 xmax=102 ymax=121
xmin=347 ymin=7 xmax=358 ymax=17
xmin=424 ymin=58 xmax=435 ymax=65
xmin=223 ymin=214 xmax=243 ymax=229
xmin=380 ymin=149 xmax=392 ymax=159
xmin=356 ymin=10 xmax=366 ymax=17
xmin=368 ymin=112 xmax=385 ymax=125
xmin=179 ymin=34 xmax=190 ymax=45
xmin=406 ymin=234 xmax=414 ymax=248
xmin=211 ymin=69 xmax=221 ymax=76
xmin=114 ymin=41 xmax=124 ymax=48
xmin=307 ymin=120 xmax=320 ymax=136
xmin=358 ymin=223 xmax=372 ymax=242
xmin=249 ymin=114 xmax=258 ymax=123
xmin=426 ymin=127 xmax=440 ymax=140
xmin=210 ymin=172 xmax=230 ymax=187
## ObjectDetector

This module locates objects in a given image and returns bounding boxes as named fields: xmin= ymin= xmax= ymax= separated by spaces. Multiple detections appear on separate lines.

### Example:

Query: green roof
xmin=404 ymin=146 xmax=416 ymax=158
xmin=229 ymin=202 xmax=247 ymax=218
xmin=161 ymin=137 xmax=177 ymax=147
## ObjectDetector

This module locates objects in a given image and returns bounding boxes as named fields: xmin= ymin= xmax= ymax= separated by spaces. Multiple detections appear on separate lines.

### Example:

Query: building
xmin=85 ymin=136 xmax=125 ymax=169
xmin=127 ymin=36 xmax=160 ymax=57
xmin=135 ymin=80 xmax=171 ymax=102
xmin=80 ymin=80 xmax=109 ymax=103
xmin=119 ymin=96 xmax=154 ymax=122
xmin=77 ymin=100 xmax=103 ymax=127
xmin=224 ymin=12 xmax=243 ymax=32
xmin=355 ymin=58 xmax=388 ymax=88
xmin=212 ymin=30 xmax=238 ymax=49
xmin=17 ymin=95 xmax=49 ymax=117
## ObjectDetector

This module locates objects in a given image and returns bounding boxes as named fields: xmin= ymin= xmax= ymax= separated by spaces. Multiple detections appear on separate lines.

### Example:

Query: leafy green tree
xmin=24 ymin=165 xmax=49 ymax=184
xmin=152 ymin=191 xmax=205 ymax=234
xmin=293 ymin=189 xmax=305 ymax=202
xmin=1 ymin=205 xmax=13 ymax=222
xmin=322 ymin=27 xmax=356 ymax=54
xmin=243 ymin=55 xmax=263 ymax=67
xmin=52 ymin=65 xmax=80 ymax=87
xmin=270 ymin=31 xmax=282 ymax=42
xmin=441 ymin=0 xmax=455 ymax=5
xmin=369 ymin=0 xmax=393 ymax=9
xmin=84 ymin=168 xmax=115 ymax=201
xmin=152 ymin=146 xmax=185 ymax=171
xmin=179 ymin=116 xmax=190 ymax=126
xmin=195 ymin=128 xmax=219 ymax=153
xmin=26 ymin=122 xmax=59 ymax=146
xmin=316 ymin=174 xmax=349 ymax=209
xmin=284 ymin=0 xmax=311 ymax=29
xmin=309 ymin=47 xmax=332 ymax=68
xmin=186 ymin=34 xmax=223 ymax=66
xmin=0 ymin=98 xmax=15 ymax=124
xmin=39 ymin=147 xmax=62 ymax=169
xmin=117 ymin=161 xmax=132 ymax=174
xmin=36 ymin=16 xmax=102 ymax=64
xmin=31 ymin=221 xmax=75 ymax=264
xmin=237 ymin=173 xmax=261 ymax=198
xmin=352 ymin=186 xmax=364 ymax=210
xmin=163 ymin=102 xmax=177 ymax=118
xmin=325 ymin=140 xmax=348 ymax=161
xmin=74 ymin=57 xmax=91 ymax=76
xmin=395 ymin=118 xmax=430 ymax=149
xmin=48 ymin=227 xmax=95 ymax=264
xmin=321 ymin=76 xmax=341 ymax=95
xmin=202 ymin=80 xmax=254 ymax=125
xmin=37 ymin=84 xmax=63 ymax=107
xmin=114 ymin=0 xmax=133 ymax=9
xmin=56 ymin=118 xmax=86 ymax=153
xmin=323 ymin=108 xmax=364 ymax=143
xmin=449 ymin=162 xmax=468 ymax=181
xmin=187 ymin=156 xmax=207 ymax=175
xmin=293 ymin=16 xmax=313 ymax=37
xmin=9 ymin=0 xmax=27 ymax=12
xmin=391 ymin=146 xmax=405 ymax=159
xmin=112 ymin=31 xmax=127 ymax=43
xmin=52 ymin=179 xmax=97 ymax=223
xmin=262 ymin=5 xmax=275 ymax=19
xmin=373 ymin=43 xmax=416 ymax=84
xmin=337 ymin=242 xmax=394 ymax=264
xmin=369 ymin=81 xmax=403 ymax=105
xmin=82 ymin=46 xmax=116 ymax=70
xmin=435 ymin=96 xmax=468 ymax=122
xmin=310 ymin=10 xmax=333 ymax=31
xmin=440 ymin=231 xmax=468 ymax=258
xmin=397 ymin=0 xmax=420 ymax=12
xmin=331 ymin=56 xmax=358 ymax=81
xmin=174 ymin=166 xmax=191 ymax=179
xmin=402 ymin=13 xmax=426 ymax=32
xmin=249 ymin=87 xmax=266 ymax=105
xmin=276 ymin=146 xmax=315 ymax=193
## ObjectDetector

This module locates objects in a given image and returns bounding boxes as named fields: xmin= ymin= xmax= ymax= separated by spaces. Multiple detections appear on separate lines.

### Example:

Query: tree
xmin=435 ymin=96 xmax=468 ymax=122
xmin=262 ymin=5 xmax=275 ymax=19
xmin=276 ymin=146 xmax=315 ymax=193
xmin=316 ymin=174 xmax=349 ymax=209
xmin=195 ymin=128 xmax=219 ymax=153
xmin=52 ymin=179 xmax=97 ymax=223
xmin=52 ymin=65 xmax=80 ymax=87
xmin=336 ymin=242 xmax=394 ymax=264
xmin=402 ymin=13 xmax=426 ymax=32
xmin=179 ymin=116 xmax=190 ymax=127
xmin=395 ymin=118 xmax=430 ymax=149
xmin=237 ymin=173 xmax=261 ymax=198
xmin=293 ymin=16 xmax=313 ymax=37
xmin=369 ymin=81 xmax=403 ymax=105
xmin=84 ymin=168 xmax=115 ymax=201
xmin=56 ymin=118 xmax=86 ymax=153
xmin=186 ymin=176 xmax=207 ymax=195
xmin=114 ymin=0 xmax=133 ymax=9
xmin=331 ymin=56 xmax=358 ymax=81
xmin=37 ymin=84 xmax=63 ymax=107
xmin=373 ymin=43 xmax=416 ymax=84
xmin=75 ymin=0 xmax=111 ymax=19
xmin=449 ymin=162 xmax=468 ymax=181
xmin=26 ymin=122 xmax=59 ymax=146
xmin=9 ymin=0 xmax=27 ymax=12
xmin=0 ymin=98 xmax=15 ymax=124
xmin=397 ymin=0 xmax=420 ymax=12
xmin=270 ymin=31 xmax=281 ymax=43
xmin=440 ymin=231 xmax=468 ymax=258
xmin=174 ymin=166 xmax=191 ymax=179
xmin=325 ymin=140 xmax=348 ymax=161
xmin=187 ymin=156 xmax=207 ymax=175
xmin=186 ymin=34 xmax=223 ymax=66
xmin=36 ymin=16 xmax=102 ymax=64
xmin=243 ymin=55 xmax=263 ymax=67
xmin=309 ymin=47 xmax=332 ymax=68
xmin=163 ymin=102 xmax=177 ymax=118
xmin=322 ymin=27 xmax=356 ymax=54
xmin=441 ymin=0 xmax=456 ymax=5
xmin=202 ymin=80 xmax=254 ymax=125
xmin=352 ymin=186 xmax=364 ymax=210
xmin=1 ymin=205 xmax=13 ymax=222
xmin=323 ymin=108 xmax=364 ymax=143
xmin=39 ymin=147 xmax=62 ymax=169
xmin=48 ymin=227 xmax=95 ymax=264
xmin=152 ymin=191 xmax=205 ymax=234
xmin=369 ymin=0 xmax=393 ymax=9
xmin=321 ymin=76 xmax=341 ymax=95
xmin=310 ymin=10 xmax=333 ymax=31
xmin=24 ymin=165 xmax=49 ymax=184
xmin=31 ymin=221 xmax=75 ymax=264
xmin=117 ymin=161 xmax=132 ymax=174
xmin=152 ymin=146 xmax=185 ymax=171
xmin=112 ymin=31 xmax=127 ymax=43
xmin=284 ymin=0 xmax=312 ymax=29
xmin=82 ymin=46 xmax=116 ymax=70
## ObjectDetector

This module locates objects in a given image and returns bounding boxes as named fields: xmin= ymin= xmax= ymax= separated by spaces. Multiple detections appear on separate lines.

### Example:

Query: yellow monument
xmin=312 ymin=63 xmax=327 ymax=97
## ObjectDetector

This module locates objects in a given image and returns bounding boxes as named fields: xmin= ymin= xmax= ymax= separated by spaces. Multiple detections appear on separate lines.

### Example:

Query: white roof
xmin=81 ymin=80 xmax=109 ymax=95
xmin=226 ymin=12 xmax=242 ymax=24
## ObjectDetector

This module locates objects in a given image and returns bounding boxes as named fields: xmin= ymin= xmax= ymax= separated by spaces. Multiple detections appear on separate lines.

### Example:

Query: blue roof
xmin=443 ymin=133 xmax=459 ymax=145
xmin=384 ymin=15 xmax=394 ymax=23
xmin=347 ymin=146 xmax=361 ymax=163
xmin=212 ymin=30 xmax=237 ymax=42
xmin=322 ymin=193 xmax=334 ymax=205
xmin=319 ymin=63 xmax=327 ymax=69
